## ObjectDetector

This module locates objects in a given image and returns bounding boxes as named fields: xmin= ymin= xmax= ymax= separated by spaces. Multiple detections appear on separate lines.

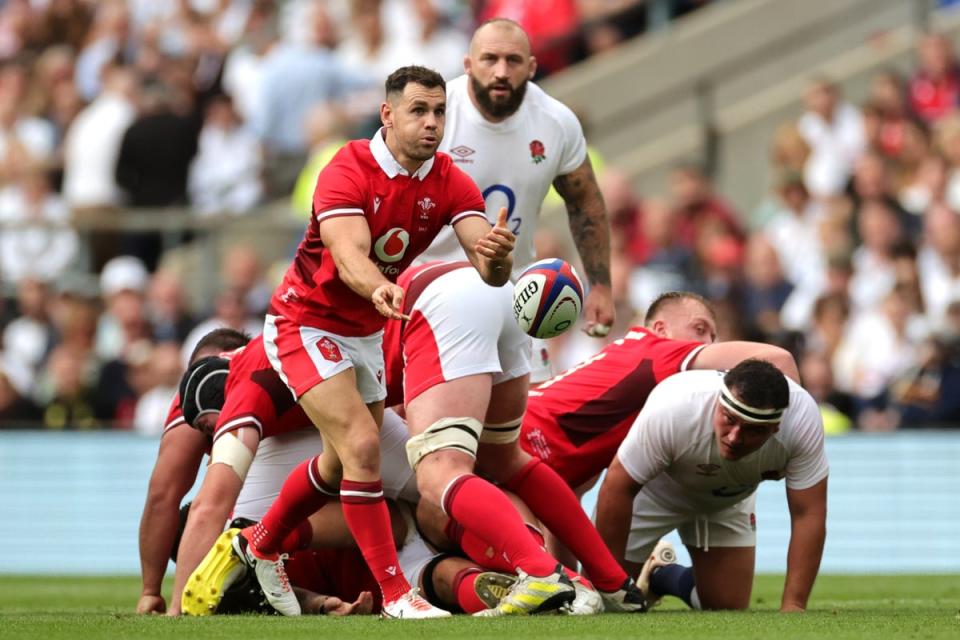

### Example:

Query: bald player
xmin=419 ymin=18 xmax=614 ymax=379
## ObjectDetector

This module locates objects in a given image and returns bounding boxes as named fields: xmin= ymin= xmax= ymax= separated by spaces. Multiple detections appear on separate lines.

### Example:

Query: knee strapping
xmin=480 ymin=416 xmax=522 ymax=444
xmin=405 ymin=417 xmax=483 ymax=470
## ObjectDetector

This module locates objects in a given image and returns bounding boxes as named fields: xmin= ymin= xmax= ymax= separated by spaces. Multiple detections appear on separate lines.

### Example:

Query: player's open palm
xmin=372 ymin=283 xmax=410 ymax=321
xmin=475 ymin=207 xmax=515 ymax=261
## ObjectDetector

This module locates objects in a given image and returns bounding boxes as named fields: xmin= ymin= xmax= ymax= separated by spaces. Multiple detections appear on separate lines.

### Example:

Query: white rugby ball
xmin=513 ymin=259 xmax=584 ymax=339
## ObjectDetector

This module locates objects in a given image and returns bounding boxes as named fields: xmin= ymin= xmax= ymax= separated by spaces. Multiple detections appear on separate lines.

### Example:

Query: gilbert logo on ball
xmin=513 ymin=259 xmax=584 ymax=339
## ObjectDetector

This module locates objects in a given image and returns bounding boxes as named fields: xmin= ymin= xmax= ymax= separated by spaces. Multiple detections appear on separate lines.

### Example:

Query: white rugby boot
xmin=599 ymin=576 xmax=649 ymax=613
xmin=565 ymin=575 xmax=603 ymax=615
xmin=232 ymin=529 xmax=301 ymax=616
xmin=381 ymin=588 xmax=452 ymax=619
xmin=637 ymin=539 xmax=678 ymax=608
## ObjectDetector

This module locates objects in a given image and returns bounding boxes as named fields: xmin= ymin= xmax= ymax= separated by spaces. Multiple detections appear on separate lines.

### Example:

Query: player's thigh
xmin=404 ymin=374 xmax=493 ymax=434
xmin=687 ymin=545 xmax=755 ymax=610
xmin=486 ymin=373 xmax=530 ymax=424
xmin=299 ymin=370 xmax=380 ymax=464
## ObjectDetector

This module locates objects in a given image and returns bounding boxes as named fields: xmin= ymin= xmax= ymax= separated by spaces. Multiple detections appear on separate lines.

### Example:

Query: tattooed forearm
xmin=553 ymin=159 xmax=612 ymax=287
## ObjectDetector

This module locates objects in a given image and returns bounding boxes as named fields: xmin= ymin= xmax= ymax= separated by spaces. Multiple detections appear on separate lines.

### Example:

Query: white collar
xmin=369 ymin=127 xmax=435 ymax=181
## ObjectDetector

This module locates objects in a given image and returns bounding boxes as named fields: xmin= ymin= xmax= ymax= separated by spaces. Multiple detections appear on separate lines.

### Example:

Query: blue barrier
xmin=0 ymin=430 xmax=958 ymax=575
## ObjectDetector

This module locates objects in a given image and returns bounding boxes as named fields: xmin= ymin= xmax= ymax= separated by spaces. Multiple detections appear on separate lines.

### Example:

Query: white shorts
xmin=528 ymin=337 xmax=555 ymax=385
xmin=232 ymin=413 xmax=416 ymax=522
xmin=403 ymin=268 xmax=530 ymax=402
xmin=624 ymin=491 xmax=757 ymax=563
xmin=264 ymin=314 xmax=386 ymax=404
xmin=398 ymin=529 xmax=436 ymax=590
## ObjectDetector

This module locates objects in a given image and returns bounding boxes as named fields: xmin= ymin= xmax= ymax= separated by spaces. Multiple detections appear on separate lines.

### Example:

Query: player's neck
xmin=384 ymin=131 xmax=426 ymax=175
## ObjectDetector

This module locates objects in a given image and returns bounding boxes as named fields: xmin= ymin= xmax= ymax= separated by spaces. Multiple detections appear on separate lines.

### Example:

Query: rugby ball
xmin=513 ymin=259 xmax=584 ymax=339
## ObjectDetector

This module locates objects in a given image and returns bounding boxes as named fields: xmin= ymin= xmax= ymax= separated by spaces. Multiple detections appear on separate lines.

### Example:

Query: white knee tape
xmin=480 ymin=416 xmax=522 ymax=444
xmin=405 ymin=417 xmax=483 ymax=470
xmin=210 ymin=433 xmax=255 ymax=480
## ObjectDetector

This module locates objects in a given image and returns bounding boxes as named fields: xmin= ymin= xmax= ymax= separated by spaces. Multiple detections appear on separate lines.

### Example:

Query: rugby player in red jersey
xmin=190 ymin=65 xmax=514 ymax=618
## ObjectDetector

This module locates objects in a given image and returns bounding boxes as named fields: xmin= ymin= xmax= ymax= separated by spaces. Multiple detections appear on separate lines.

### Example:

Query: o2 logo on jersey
xmin=374 ymin=227 xmax=410 ymax=264
xmin=483 ymin=184 xmax=521 ymax=234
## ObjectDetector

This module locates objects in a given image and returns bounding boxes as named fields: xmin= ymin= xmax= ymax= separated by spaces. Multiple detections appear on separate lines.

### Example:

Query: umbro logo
xmin=450 ymin=145 xmax=475 ymax=163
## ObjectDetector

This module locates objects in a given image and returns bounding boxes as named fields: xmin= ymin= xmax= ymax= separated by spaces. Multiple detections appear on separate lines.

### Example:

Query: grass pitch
xmin=1 ymin=574 xmax=957 ymax=640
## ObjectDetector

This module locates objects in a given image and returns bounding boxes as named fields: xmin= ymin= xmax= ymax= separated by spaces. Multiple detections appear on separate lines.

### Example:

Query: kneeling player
xmin=596 ymin=360 xmax=828 ymax=612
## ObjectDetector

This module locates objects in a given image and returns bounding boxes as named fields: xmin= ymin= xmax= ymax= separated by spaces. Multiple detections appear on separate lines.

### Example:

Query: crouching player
xmin=383 ymin=260 xmax=647 ymax=614
xmin=596 ymin=360 xmax=828 ymax=612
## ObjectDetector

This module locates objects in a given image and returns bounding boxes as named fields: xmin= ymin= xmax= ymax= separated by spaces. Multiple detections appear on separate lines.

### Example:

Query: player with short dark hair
xmin=596 ymin=359 xmax=828 ymax=612
xmin=190 ymin=65 xmax=516 ymax=619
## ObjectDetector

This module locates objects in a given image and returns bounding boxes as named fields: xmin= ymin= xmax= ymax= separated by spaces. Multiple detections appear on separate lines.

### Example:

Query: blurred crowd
xmin=547 ymin=32 xmax=960 ymax=433
xmin=0 ymin=0 xmax=717 ymax=432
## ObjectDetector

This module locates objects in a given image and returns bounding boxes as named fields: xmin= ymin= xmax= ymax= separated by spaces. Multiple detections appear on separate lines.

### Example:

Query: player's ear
xmin=650 ymin=318 xmax=668 ymax=338
xmin=528 ymin=56 xmax=537 ymax=79
xmin=463 ymin=54 xmax=472 ymax=74
xmin=380 ymin=100 xmax=393 ymax=129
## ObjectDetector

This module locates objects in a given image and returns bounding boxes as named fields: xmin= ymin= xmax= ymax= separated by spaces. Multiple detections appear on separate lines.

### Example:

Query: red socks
xmin=443 ymin=474 xmax=558 ymax=577
xmin=505 ymin=458 xmax=628 ymax=591
xmin=247 ymin=456 xmax=335 ymax=556
xmin=452 ymin=567 xmax=487 ymax=614
xmin=340 ymin=478 xmax=411 ymax=604
xmin=278 ymin=520 xmax=313 ymax=554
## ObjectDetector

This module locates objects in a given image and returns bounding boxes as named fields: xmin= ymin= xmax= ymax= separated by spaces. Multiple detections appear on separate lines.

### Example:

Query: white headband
xmin=718 ymin=381 xmax=785 ymax=424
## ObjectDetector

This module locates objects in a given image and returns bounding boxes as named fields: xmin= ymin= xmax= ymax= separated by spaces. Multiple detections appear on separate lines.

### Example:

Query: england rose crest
xmin=529 ymin=140 xmax=545 ymax=164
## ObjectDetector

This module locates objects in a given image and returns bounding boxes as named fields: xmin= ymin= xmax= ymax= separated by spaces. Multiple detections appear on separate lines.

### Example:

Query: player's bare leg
xmin=295 ymin=370 xmax=447 ymax=618
xmin=406 ymin=374 xmax=574 ymax=615
xmin=476 ymin=376 xmax=645 ymax=612
xmin=685 ymin=545 xmax=754 ymax=610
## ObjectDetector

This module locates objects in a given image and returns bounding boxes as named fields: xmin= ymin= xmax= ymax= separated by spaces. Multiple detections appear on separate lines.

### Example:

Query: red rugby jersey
xmin=520 ymin=327 xmax=706 ymax=486
xmin=269 ymin=131 xmax=486 ymax=336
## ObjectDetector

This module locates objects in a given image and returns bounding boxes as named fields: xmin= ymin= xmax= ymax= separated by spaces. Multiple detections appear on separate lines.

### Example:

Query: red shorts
xmin=264 ymin=314 xmax=386 ymax=403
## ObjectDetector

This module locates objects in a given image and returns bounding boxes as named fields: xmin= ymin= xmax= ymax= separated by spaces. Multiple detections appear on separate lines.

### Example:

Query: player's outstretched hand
xmin=136 ymin=594 xmax=167 ymax=614
xmin=582 ymin=283 xmax=615 ymax=337
xmin=475 ymin=207 xmax=515 ymax=262
xmin=372 ymin=283 xmax=410 ymax=321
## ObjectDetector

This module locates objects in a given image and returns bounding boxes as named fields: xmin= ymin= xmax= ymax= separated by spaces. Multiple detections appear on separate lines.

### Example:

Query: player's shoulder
xmin=651 ymin=369 xmax=722 ymax=403
xmin=781 ymin=379 xmax=824 ymax=435
xmin=524 ymin=81 xmax=582 ymax=130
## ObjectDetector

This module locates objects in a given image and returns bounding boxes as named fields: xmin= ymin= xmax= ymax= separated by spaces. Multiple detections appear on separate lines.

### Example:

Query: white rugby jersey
xmin=617 ymin=370 xmax=828 ymax=515
xmin=419 ymin=74 xmax=588 ymax=279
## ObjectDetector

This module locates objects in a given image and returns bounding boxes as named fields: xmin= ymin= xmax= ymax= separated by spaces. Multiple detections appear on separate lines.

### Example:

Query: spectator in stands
xmin=94 ymin=336 xmax=154 ymax=429
xmin=805 ymin=290 xmax=851 ymax=359
xmin=94 ymin=255 xmax=152 ymax=362
xmin=917 ymin=202 xmax=960 ymax=330
xmin=909 ymin=32 xmax=960 ymax=123
xmin=0 ymin=60 xmax=57 ymax=181
xmin=187 ymin=94 xmax=263 ymax=217
xmin=291 ymin=101 xmax=348 ymax=218
xmin=74 ymin=0 xmax=132 ymax=101
xmin=668 ymin=161 xmax=745 ymax=256
xmin=252 ymin=4 xmax=359 ymax=196
xmin=900 ymin=152 xmax=948 ymax=216
xmin=478 ymin=0 xmax=580 ymax=77
xmin=180 ymin=287 xmax=260 ymax=367
xmin=35 ymin=344 xmax=97 ymax=430
xmin=405 ymin=0 xmax=470 ymax=80
xmin=146 ymin=269 xmax=196 ymax=345
xmin=0 ymin=167 xmax=79 ymax=285
xmin=23 ymin=45 xmax=81 ymax=149
xmin=833 ymin=284 xmax=930 ymax=429
xmin=0 ymin=352 xmax=40 ymax=427
xmin=221 ymin=9 xmax=277 ymax=127
xmin=115 ymin=80 xmax=201 ymax=269
xmin=933 ymin=113 xmax=960 ymax=212
xmin=37 ymin=0 xmax=94 ymax=52
xmin=132 ymin=340 xmax=182 ymax=436
xmin=220 ymin=243 xmax=272 ymax=317
xmin=627 ymin=198 xmax=696 ymax=313
xmin=62 ymin=63 xmax=139 ymax=269
xmin=763 ymin=171 xmax=827 ymax=295
xmin=868 ymin=69 xmax=911 ymax=160
xmin=740 ymin=234 xmax=793 ymax=340
xmin=848 ymin=200 xmax=906 ymax=315
xmin=752 ymin=121 xmax=811 ymax=229
xmin=2 ymin=277 xmax=56 ymax=397
xmin=799 ymin=350 xmax=853 ymax=435
xmin=798 ymin=77 xmax=866 ymax=200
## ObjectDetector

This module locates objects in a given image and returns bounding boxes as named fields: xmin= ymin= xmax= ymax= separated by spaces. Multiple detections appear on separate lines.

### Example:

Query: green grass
xmin=1 ymin=574 xmax=958 ymax=639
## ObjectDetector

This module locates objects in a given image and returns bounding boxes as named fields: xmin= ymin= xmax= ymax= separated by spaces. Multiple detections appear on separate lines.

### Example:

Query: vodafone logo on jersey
xmin=374 ymin=227 xmax=410 ymax=264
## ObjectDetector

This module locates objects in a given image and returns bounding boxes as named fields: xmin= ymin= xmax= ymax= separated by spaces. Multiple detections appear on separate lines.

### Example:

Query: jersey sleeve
xmin=644 ymin=335 xmax=708 ymax=381
xmin=446 ymin=164 xmax=487 ymax=226
xmin=212 ymin=376 xmax=274 ymax=442
xmin=161 ymin=394 xmax=186 ymax=435
xmin=553 ymin=101 xmax=588 ymax=176
xmin=616 ymin=384 xmax=677 ymax=485
xmin=782 ymin=389 xmax=830 ymax=490
xmin=312 ymin=148 xmax=367 ymax=223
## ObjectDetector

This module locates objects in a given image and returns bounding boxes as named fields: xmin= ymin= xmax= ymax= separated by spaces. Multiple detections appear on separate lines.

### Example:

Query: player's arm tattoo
xmin=553 ymin=157 xmax=612 ymax=287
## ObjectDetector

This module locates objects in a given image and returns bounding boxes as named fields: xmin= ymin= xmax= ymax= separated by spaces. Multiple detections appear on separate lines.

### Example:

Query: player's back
xmin=520 ymin=327 xmax=705 ymax=487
